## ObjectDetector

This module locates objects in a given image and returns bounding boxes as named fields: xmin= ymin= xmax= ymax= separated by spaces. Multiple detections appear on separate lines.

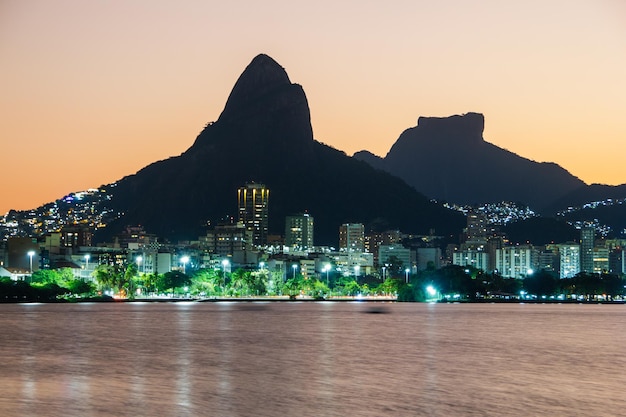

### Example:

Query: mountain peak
xmin=416 ymin=112 xmax=485 ymax=143
xmin=218 ymin=54 xmax=292 ymax=122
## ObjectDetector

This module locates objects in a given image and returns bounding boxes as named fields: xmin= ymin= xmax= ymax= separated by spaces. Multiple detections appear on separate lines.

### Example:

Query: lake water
xmin=0 ymin=302 xmax=625 ymax=416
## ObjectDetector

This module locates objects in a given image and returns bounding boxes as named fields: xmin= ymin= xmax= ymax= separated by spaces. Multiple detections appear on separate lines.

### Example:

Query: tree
xmin=94 ymin=264 xmax=124 ymax=294
xmin=376 ymin=278 xmax=399 ymax=296
xmin=382 ymin=255 xmax=404 ymax=278
xmin=30 ymin=269 xmax=61 ymax=284
xmin=602 ymin=273 xmax=624 ymax=300
xmin=65 ymin=279 xmax=96 ymax=296
xmin=157 ymin=271 xmax=191 ymax=295
xmin=523 ymin=270 xmax=558 ymax=297
xmin=191 ymin=269 xmax=221 ymax=296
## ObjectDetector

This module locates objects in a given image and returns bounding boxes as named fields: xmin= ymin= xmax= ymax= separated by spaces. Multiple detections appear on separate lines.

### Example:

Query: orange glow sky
xmin=2 ymin=0 xmax=625 ymax=214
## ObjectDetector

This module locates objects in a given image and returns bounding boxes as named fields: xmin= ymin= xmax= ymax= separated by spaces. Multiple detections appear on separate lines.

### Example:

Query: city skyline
xmin=2 ymin=0 xmax=625 ymax=215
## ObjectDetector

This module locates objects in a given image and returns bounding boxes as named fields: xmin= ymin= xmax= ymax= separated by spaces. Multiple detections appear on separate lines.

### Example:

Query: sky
xmin=2 ymin=0 xmax=625 ymax=215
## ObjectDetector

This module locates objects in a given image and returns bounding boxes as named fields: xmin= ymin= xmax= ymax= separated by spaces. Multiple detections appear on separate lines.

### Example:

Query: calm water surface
xmin=0 ymin=302 xmax=625 ymax=416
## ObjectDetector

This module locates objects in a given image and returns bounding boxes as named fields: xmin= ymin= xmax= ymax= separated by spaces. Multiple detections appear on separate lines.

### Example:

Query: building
xmin=494 ymin=245 xmax=534 ymax=278
xmin=536 ymin=246 xmax=558 ymax=273
xmin=203 ymin=223 xmax=253 ymax=257
xmin=378 ymin=245 xmax=412 ymax=270
xmin=592 ymin=247 xmax=609 ymax=274
xmin=465 ymin=210 xmax=488 ymax=242
xmin=365 ymin=230 xmax=401 ymax=265
xmin=608 ymin=249 xmax=624 ymax=275
xmin=339 ymin=223 xmax=365 ymax=252
xmin=580 ymin=227 xmax=595 ymax=273
xmin=60 ymin=226 xmax=93 ymax=249
xmin=237 ymin=183 xmax=269 ymax=246
xmin=6 ymin=237 xmax=39 ymax=272
xmin=285 ymin=213 xmax=314 ymax=250
xmin=416 ymin=247 xmax=442 ymax=271
xmin=557 ymin=244 xmax=580 ymax=278
xmin=452 ymin=249 xmax=489 ymax=272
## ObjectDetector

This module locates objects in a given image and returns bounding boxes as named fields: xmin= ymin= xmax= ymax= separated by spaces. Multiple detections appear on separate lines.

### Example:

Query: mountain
xmin=543 ymin=183 xmax=626 ymax=213
xmin=354 ymin=113 xmax=588 ymax=211
xmin=100 ymin=54 xmax=464 ymax=245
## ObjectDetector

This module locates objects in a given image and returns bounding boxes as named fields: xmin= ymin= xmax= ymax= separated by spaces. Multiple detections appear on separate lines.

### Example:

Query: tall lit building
xmin=339 ymin=223 xmax=365 ymax=252
xmin=465 ymin=210 xmax=488 ymax=243
xmin=592 ymin=247 xmax=609 ymax=274
xmin=285 ymin=213 xmax=314 ymax=250
xmin=494 ymin=245 xmax=534 ymax=278
xmin=580 ymin=227 xmax=595 ymax=273
xmin=237 ymin=183 xmax=269 ymax=246
xmin=557 ymin=244 xmax=580 ymax=278
xmin=452 ymin=249 xmax=489 ymax=272
xmin=204 ymin=223 xmax=253 ymax=256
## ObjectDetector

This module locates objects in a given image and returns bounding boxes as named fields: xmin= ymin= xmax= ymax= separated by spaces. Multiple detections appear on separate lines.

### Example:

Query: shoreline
xmin=1 ymin=296 xmax=625 ymax=304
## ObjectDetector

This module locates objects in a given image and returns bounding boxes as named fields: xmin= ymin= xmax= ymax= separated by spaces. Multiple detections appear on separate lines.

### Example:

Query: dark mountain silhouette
xmin=101 ymin=54 xmax=464 ymax=245
xmin=354 ymin=113 xmax=588 ymax=211
xmin=502 ymin=217 xmax=579 ymax=246
xmin=544 ymin=183 xmax=626 ymax=213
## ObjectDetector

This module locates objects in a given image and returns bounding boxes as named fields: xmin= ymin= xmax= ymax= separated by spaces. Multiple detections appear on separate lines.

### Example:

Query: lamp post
xmin=27 ymin=250 xmax=35 ymax=275
xmin=222 ymin=259 xmax=229 ymax=295
xmin=181 ymin=256 xmax=190 ymax=274
xmin=324 ymin=263 xmax=330 ymax=285
xmin=405 ymin=268 xmax=410 ymax=284
xmin=84 ymin=254 xmax=90 ymax=280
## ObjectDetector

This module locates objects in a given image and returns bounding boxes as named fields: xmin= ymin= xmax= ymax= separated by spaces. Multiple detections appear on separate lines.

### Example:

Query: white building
xmin=452 ymin=249 xmax=489 ymax=272
xmin=378 ymin=245 xmax=412 ymax=270
xmin=494 ymin=245 xmax=534 ymax=278
xmin=557 ymin=244 xmax=580 ymax=278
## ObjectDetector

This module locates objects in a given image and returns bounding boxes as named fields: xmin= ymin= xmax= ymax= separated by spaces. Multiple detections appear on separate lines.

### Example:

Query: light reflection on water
xmin=1 ymin=302 xmax=625 ymax=416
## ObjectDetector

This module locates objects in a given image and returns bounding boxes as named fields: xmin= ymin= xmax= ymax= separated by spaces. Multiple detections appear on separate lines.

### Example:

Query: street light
xmin=405 ymin=268 xmax=410 ymax=284
xmin=323 ymin=263 xmax=331 ymax=285
xmin=221 ymin=259 xmax=230 ymax=295
xmin=181 ymin=256 xmax=190 ymax=274
xmin=27 ymin=250 xmax=35 ymax=274
xmin=222 ymin=259 xmax=229 ymax=277
xmin=426 ymin=285 xmax=437 ymax=298
xmin=83 ymin=254 xmax=91 ymax=280
xmin=292 ymin=264 xmax=298 ymax=279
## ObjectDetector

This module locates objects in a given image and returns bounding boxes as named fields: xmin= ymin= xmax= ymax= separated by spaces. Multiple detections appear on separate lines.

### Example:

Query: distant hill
xmin=354 ymin=113 xmax=589 ymax=211
xmin=100 ymin=54 xmax=465 ymax=245
xmin=543 ymin=183 xmax=626 ymax=213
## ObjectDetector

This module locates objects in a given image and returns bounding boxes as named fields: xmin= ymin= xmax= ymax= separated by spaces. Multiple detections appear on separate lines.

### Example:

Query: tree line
xmin=1 ymin=263 xmax=624 ymax=302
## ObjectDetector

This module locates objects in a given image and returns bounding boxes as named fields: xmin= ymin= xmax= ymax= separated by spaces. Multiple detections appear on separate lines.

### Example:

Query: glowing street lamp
xmin=292 ymin=264 xmax=298 ymax=279
xmin=405 ymin=268 xmax=410 ymax=284
xmin=221 ymin=259 xmax=230 ymax=295
xmin=136 ymin=256 xmax=143 ymax=274
xmin=181 ymin=256 xmax=190 ymax=274
xmin=323 ymin=263 xmax=331 ymax=285
xmin=27 ymin=250 xmax=35 ymax=274
xmin=84 ymin=254 xmax=91 ymax=280
xmin=426 ymin=285 xmax=437 ymax=299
